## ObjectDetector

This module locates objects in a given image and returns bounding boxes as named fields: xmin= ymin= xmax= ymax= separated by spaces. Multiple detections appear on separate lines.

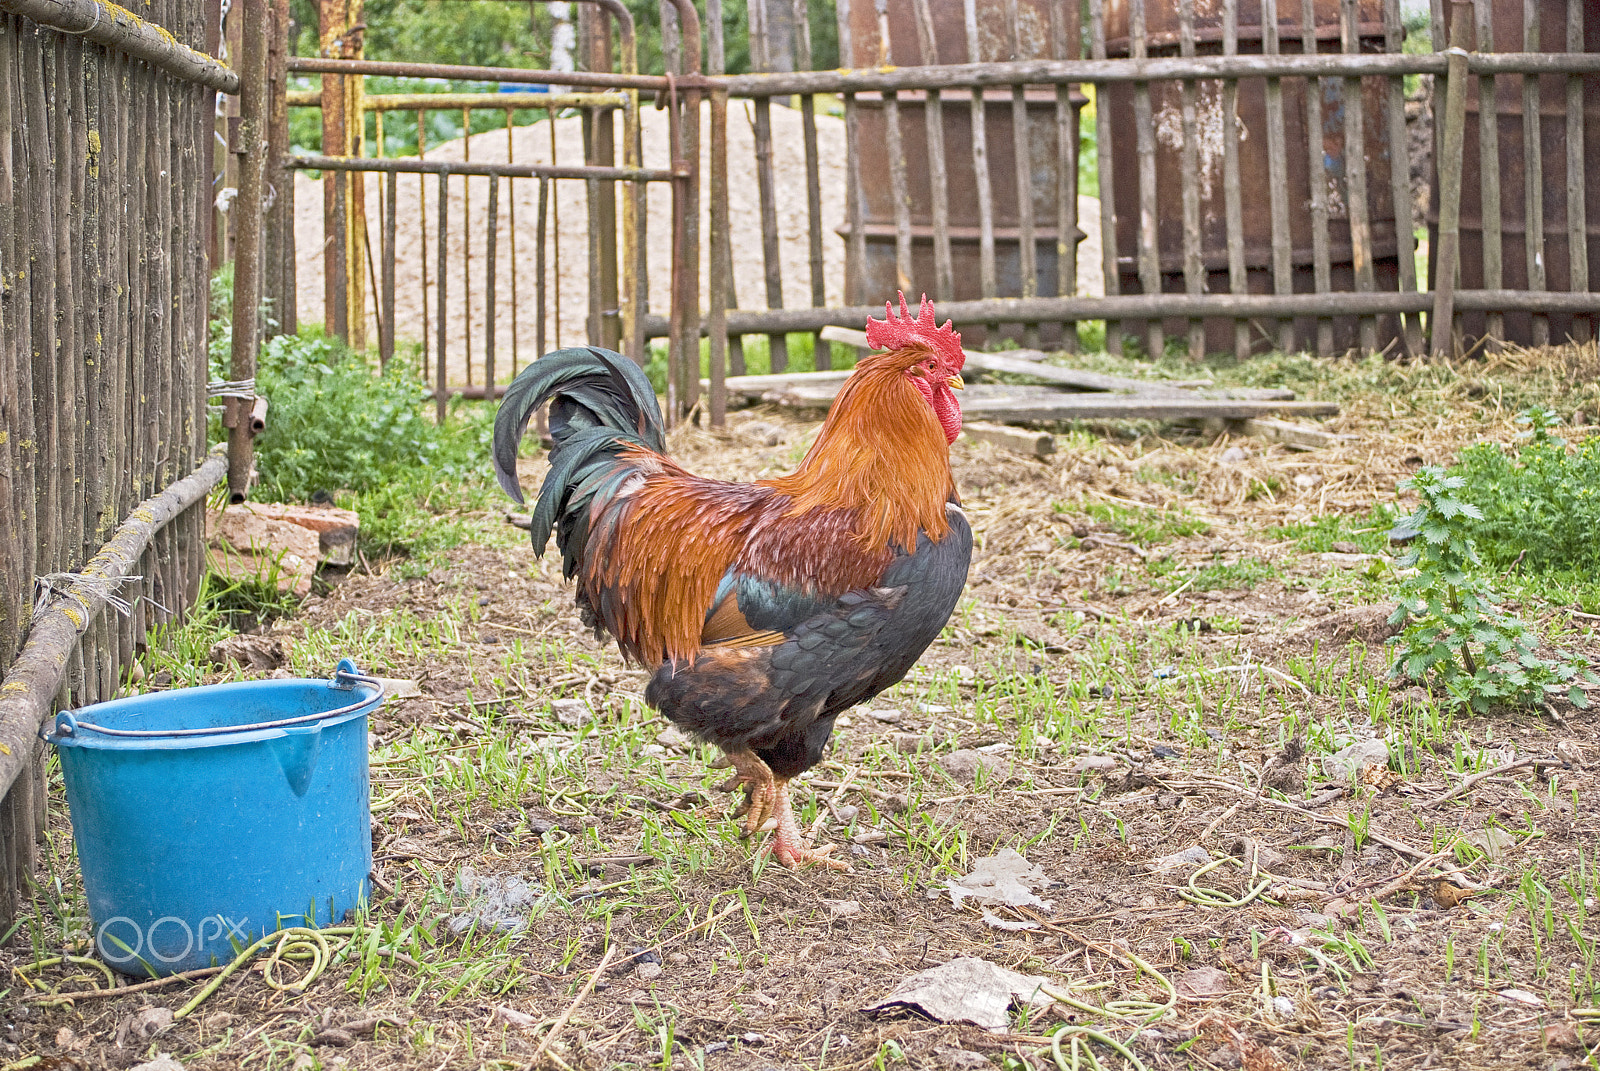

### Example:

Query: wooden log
xmin=1263 ymin=0 xmax=1294 ymax=352
xmin=1302 ymin=0 xmax=1333 ymax=355
xmin=1226 ymin=417 xmax=1355 ymax=450
xmin=1052 ymin=0 xmax=1078 ymax=351
xmin=1178 ymin=0 xmax=1204 ymax=360
xmin=1132 ymin=0 xmax=1163 ymax=358
xmin=912 ymin=0 xmax=952 ymax=302
xmin=792 ymin=0 xmax=827 ymax=369
xmin=1566 ymin=0 xmax=1588 ymax=342
xmin=769 ymin=383 xmax=1339 ymax=422
xmin=1472 ymin=0 xmax=1501 ymax=345
xmin=0 ymin=0 xmax=236 ymax=91
xmin=962 ymin=422 xmax=1055 ymax=456
xmin=1385 ymin=0 xmax=1422 ymax=355
xmin=963 ymin=0 xmax=998 ymax=308
xmin=227 ymin=0 xmax=267 ymax=502
xmin=1521 ymin=0 xmax=1547 ymax=346
xmin=1007 ymin=0 xmax=1038 ymax=347
xmin=1091 ymin=0 xmax=1122 ymax=355
xmin=1222 ymin=0 xmax=1250 ymax=360
xmin=1431 ymin=6 xmax=1471 ymax=358
xmin=708 ymin=88 xmax=730 ymax=424
xmin=1341 ymin=0 xmax=1377 ymax=354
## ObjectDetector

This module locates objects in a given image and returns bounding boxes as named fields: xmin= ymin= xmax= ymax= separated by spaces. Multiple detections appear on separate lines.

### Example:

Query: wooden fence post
xmin=1430 ymin=2 xmax=1472 ymax=359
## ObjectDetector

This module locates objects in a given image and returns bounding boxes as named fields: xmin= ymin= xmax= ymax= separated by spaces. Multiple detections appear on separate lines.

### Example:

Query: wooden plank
xmin=1008 ymin=0 xmax=1038 ymax=347
xmin=1341 ymin=0 xmax=1376 ymax=354
xmin=708 ymin=88 xmax=730 ymax=425
xmin=1566 ymin=0 xmax=1588 ymax=342
xmin=913 ymin=0 xmax=952 ymax=302
xmin=885 ymin=86 xmax=914 ymax=296
xmin=1473 ymin=0 xmax=1502 ymax=345
xmin=1227 ymin=416 xmax=1355 ymax=450
xmin=963 ymin=0 xmax=998 ymax=305
xmin=1263 ymin=0 xmax=1295 ymax=352
xmin=1522 ymin=0 xmax=1547 ymax=345
xmin=752 ymin=95 xmax=788 ymax=372
xmin=1222 ymin=0 xmax=1250 ymax=360
xmin=1385 ymin=0 xmax=1422 ymax=355
xmin=962 ymin=421 xmax=1055 ymax=456
xmin=791 ymin=0 xmax=826 ymax=368
xmin=1302 ymin=0 xmax=1333 ymax=355
xmin=1052 ymin=0 xmax=1078 ymax=351
xmin=769 ymin=383 xmax=1339 ymax=421
xmin=1179 ymin=0 xmax=1204 ymax=360
xmin=1132 ymin=0 xmax=1164 ymax=358
xmin=1091 ymin=0 xmax=1121 ymax=355
xmin=1431 ymin=11 xmax=1471 ymax=358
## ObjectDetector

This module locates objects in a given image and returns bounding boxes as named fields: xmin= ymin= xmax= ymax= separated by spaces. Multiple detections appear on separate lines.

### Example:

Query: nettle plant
xmin=1387 ymin=466 xmax=1597 ymax=713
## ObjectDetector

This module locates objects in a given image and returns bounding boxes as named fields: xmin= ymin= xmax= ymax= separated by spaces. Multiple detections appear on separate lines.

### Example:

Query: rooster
xmin=493 ymin=294 xmax=971 ymax=869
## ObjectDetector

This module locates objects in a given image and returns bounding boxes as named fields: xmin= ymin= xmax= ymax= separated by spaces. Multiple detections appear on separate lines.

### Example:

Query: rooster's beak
xmin=947 ymin=373 xmax=965 ymax=391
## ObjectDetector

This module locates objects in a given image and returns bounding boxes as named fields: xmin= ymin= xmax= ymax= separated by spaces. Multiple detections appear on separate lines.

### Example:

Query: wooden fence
xmin=0 ymin=0 xmax=236 ymax=927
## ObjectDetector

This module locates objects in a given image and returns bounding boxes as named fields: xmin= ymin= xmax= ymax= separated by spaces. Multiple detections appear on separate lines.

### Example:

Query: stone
xmin=1322 ymin=739 xmax=1390 ymax=781
xmin=207 ymin=507 xmax=321 ymax=596
xmin=940 ymin=749 xmax=1008 ymax=784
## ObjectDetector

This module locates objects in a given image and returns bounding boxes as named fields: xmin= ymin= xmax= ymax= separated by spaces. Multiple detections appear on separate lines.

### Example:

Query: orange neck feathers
xmin=762 ymin=350 xmax=956 ymax=553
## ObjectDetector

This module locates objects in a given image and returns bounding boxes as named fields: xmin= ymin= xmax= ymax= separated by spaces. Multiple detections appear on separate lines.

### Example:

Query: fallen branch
xmin=530 ymin=944 xmax=619 ymax=1069
xmin=1422 ymin=757 xmax=1538 ymax=808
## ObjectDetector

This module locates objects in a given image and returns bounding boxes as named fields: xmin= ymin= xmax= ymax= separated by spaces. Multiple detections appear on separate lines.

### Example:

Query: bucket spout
xmin=269 ymin=726 xmax=323 ymax=797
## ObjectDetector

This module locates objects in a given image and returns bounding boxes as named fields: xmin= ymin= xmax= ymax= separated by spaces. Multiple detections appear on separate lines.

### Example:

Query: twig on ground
xmin=22 ymin=964 xmax=227 ymax=1003
xmin=1423 ymin=757 xmax=1537 ymax=808
xmin=529 ymin=944 xmax=618 ymax=1069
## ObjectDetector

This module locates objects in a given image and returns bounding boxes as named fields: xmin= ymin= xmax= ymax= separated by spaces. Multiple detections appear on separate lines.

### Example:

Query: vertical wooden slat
xmin=0 ymin=15 xmax=23 ymax=667
xmin=1178 ymin=0 xmax=1204 ymax=360
xmin=26 ymin=34 xmax=60 ymax=578
xmin=1565 ymin=0 xmax=1588 ymax=342
xmin=1008 ymin=0 xmax=1039 ymax=347
xmin=1431 ymin=7 xmax=1471 ymax=358
xmin=1341 ymin=0 xmax=1376 ymax=353
xmin=586 ymin=174 xmax=602 ymax=347
xmin=1302 ymin=0 xmax=1333 ymax=355
xmin=707 ymin=0 xmax=744 ymax=375
xmin=791 ymin=0 xmax=826 ymax=371
xmin=1132 ymin=0 xmax=1164 ymax=358
xmin=1263 ymin=0 xmax=1294 ymax=352
xmin=963 ymin=0 xmax=998 ymax=312
xmin=435 ymin=170 xmax=448 ymax=421
xmin=1051 ymin=0 xmax=1078 ymax=351
xmin=1222 ymin=0 xmax=1250 ymax=359
xmin=913 ymin=0 xmax=953 ymax=304
xmin=1472 ymin=0 xmax=1502 ymax=345
xmin=58 ymin=39 xmax=85 ymax=567
xmin=752 ymin=95 xmax=788 ymax=373
xmin=1384 ymin=0 xmax=1422 ymax=356
xmin=839 ymin=0 xmax=865 ymax=307
xmin=885 ymin=86 xmax=914 ymax=296
xmin=709 ymin=88 xmax=730 ymax=424
xmin=1091 ymin=0 xmax=1122 ymax=355
xmin=1521 ymin=0 xmax=1547 ymax=346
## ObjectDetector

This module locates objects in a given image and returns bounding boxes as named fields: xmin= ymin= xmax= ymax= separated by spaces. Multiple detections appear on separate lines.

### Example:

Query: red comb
xmin=864 ymin=292 xmax=965 ymax=371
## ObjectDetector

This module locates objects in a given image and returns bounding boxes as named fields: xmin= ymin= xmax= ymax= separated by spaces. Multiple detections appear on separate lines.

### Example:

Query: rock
xmin=207 ymin=634 xmax=285 ymax=671
xmin=865 ymin=708 xmax=902 ymax=723
xmin=1219 ymin=446 xmax=1248 ymax=464
xmin=935 ymin=1048 xmax=992 ymax=1070
xmin=666 ymin=952 xmax=689 ymax=966
xmin=115 ymin=1008 xmax=174 ymax=1047
xmin=130 ymin=1057 xmax=185 ymax=1071
xmin=1555 ymin=739 xmax=1585 ymax=768
xmin=1322 ymin=739 xmax=1389 ymax=781
xmin=941 ymin=749 xmax=1008 ymax=783
xmin=1543 ymin=1021 xmax=1583 ymax=1050
xmin=207 ymin=507 xmax=321 ymax=596
xmin=826 ymin=899 xmax=863 ymax=918
xmin=550 ymin=698 xmax=592 ymax=727
xmin=229 ymin=503 xmax=361 ymax=565
xmin=655 ymin=725 xmax=691 ymax=750
xmin=892 ymin=732 xmax=935 ymax=754
xmin=496 ymin=1006 xmax=539 ymax=1029
xmin=1064 ymin=754 xmax=1118 ymax=775
xmin=1175 ymin=966 xmax=1231 ymax=1001
xmin=1293 ymin=473 xmax=1321 ymax=489
xmin=636 ymin=962 xmax=664 ymax=981
xmin=1152 ymin=846 xmax=1212 ymax=873
xmin=1291 ymin=603 xmax=1402 ymax=645
xmin=309 ymin=1030 xmax=356 ymax=1047
xmin=852 ymin=829 xmax=888 ymax=845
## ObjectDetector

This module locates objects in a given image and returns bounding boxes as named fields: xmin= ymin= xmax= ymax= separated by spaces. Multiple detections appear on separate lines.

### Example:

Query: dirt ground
xmin=9 ymin=349 xmax=1600 ymax=1071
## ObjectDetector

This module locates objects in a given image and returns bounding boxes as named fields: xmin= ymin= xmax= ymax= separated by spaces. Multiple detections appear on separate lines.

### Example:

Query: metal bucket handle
xmin=49 ymin=659 xmax=386 ymax=740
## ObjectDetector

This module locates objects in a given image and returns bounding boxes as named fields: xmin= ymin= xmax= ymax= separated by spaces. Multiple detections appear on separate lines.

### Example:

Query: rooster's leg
xmin=765 ymin=778 xmax=852 ymax=872
xmin=722 ymin=749 xmax=781 ymax=837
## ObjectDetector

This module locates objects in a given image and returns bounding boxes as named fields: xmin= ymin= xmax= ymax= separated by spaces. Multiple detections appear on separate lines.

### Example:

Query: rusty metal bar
xmin=505 ymin=111 xmax=520 ymax=376
xmin=1133 ymin=0 xmax=1163 ymax=358
xmin=586 ymin=175 xmax=603 ymax=344
xmin=417 ymin=111 xmax=430 ymax=380
xmin=1472 ymin=0 xmax=1501 ymax=345
xmin=1522 ymin=0 xmax=1547 ymax=345
xmin=0 ymin=0 xmax=237 ymax=91
xmin=486 ymin=170 xmax=498 ymax=399
xmin=463 ymin=108 xmax=472 ymax=387
xmin=1302 ymin=0 xmax=1333 ymax=355
xmin=435 ymin=170 xmax=448 ymax=421
xmin=1178 ymin=0 xmax=1204 ymax=359
xmin=1566 ymin=0 xmax=1588 ymax=342
xmin=1431 ymin=5 xmax=1471 ymax=358
xmin=964 ymin=0 xmax=998 ymax=309
xmin=1091 ymin=0 xmax=1122 ymax=355
xmin=1341 ymin=0 xmax=1376 ymax=353
xmin=1222 ymin=0 xmax=1249 ymax=359
xmin=287 ymin=89 xmax=626 ymax=110
xmin=1007 ymin=0 xmax=1038 ymax=347
xmin=548 ymin=104 xmax=562 ymax=352
xmin=288 ymin=154 xmax=676 ymax=181
xmin=656 ymin=289 xmax=1600 ymax=337
xmin=225 ymin=0 xmax=266 ymax=503
xmin=1387 ymin=0 xmax=1422 ymax=355
xmin=536 ymin=176 xmax=548 ymax=358
xmin=382 ymin=169 xmax=396 ymax=367
xmin=289 ymin=56 xmax=665 ymax=90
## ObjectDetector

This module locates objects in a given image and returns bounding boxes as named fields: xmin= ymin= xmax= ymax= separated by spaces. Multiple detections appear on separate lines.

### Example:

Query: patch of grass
xmin=1267 ymin=512 xmax=1394 ymax=555
xmin=1078 ymin=500 xmax=1210 ymax=544
xmin=1147 ymin=554 xmax=1282 ymax=593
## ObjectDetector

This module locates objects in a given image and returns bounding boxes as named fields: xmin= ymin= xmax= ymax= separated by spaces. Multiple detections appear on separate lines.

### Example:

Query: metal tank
xmin=1104 ymin=0 xmax=1405 ymax=355
xmin=839 ymin=0 xmax=1086 ymax=343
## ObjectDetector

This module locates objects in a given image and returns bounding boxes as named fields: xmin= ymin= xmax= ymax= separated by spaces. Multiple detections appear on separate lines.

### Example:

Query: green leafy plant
xmin=1387 ymin=466 xmax=1597 ymax=712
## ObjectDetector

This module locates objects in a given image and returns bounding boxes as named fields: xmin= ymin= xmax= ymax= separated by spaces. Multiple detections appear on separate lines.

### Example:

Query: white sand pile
xmin=293 ymin=100 xmax=1103 ymax=385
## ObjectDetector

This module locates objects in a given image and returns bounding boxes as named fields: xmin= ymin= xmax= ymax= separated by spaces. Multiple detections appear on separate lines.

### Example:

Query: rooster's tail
xmin=492 ymin=346 xmax=666 ymax=567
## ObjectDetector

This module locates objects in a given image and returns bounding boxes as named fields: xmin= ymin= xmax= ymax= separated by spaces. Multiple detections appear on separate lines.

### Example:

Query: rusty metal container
xmin=839 ymin=0 xmax=1084 ymax=343
xmin=1104 ymin=0 xmax=1403 ymax=355
xmin=1433 ymin=0 xmax=1600 ymax=345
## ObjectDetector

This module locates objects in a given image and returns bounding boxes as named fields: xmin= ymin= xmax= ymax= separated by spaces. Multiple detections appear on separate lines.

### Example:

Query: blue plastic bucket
xmin=43 ymin=659 xmax=382 ymax=976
